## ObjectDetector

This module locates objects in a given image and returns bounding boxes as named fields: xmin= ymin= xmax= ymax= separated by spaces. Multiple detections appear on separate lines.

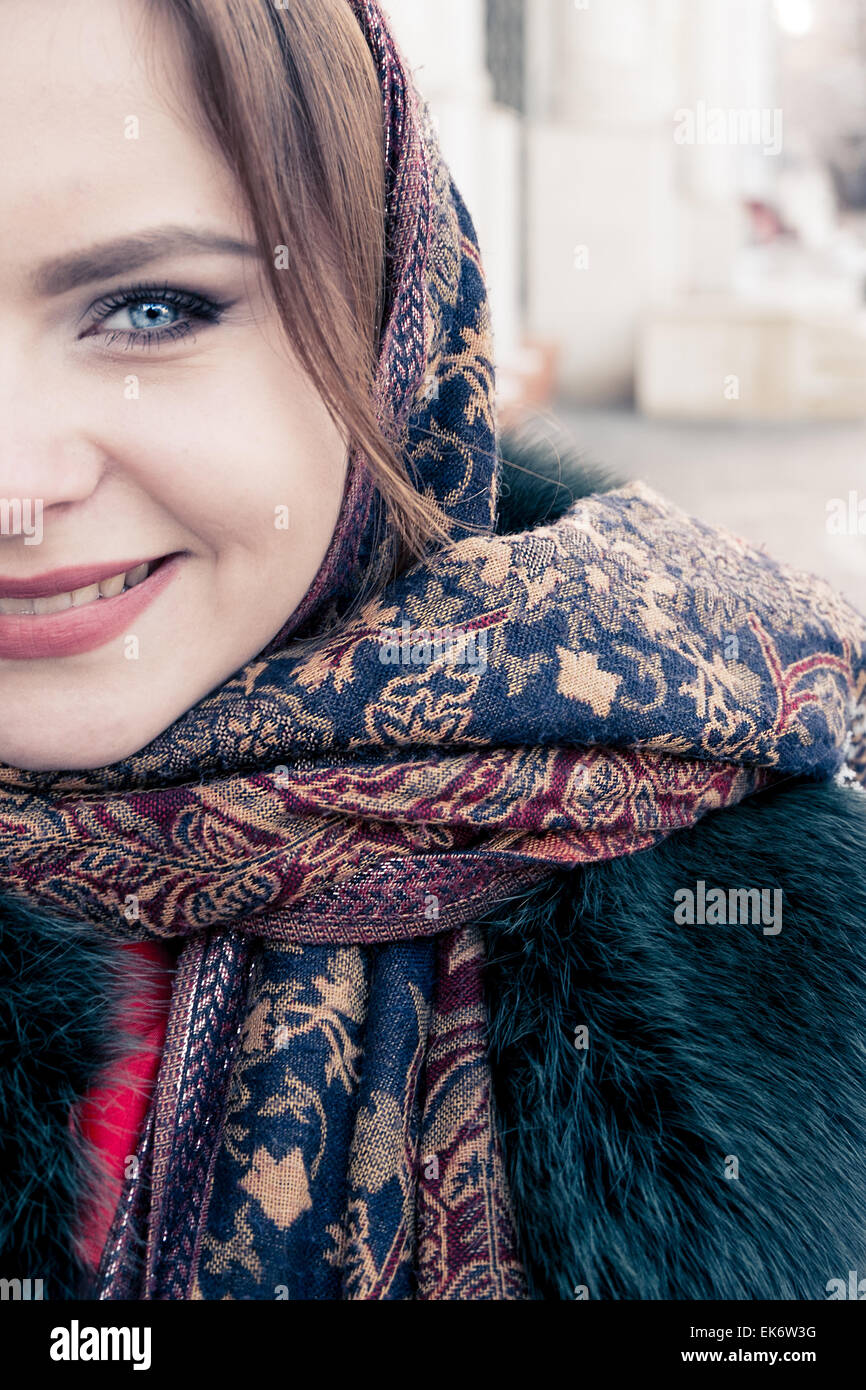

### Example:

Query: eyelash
xmin=81 ymin=281 xmax=227 ymax=351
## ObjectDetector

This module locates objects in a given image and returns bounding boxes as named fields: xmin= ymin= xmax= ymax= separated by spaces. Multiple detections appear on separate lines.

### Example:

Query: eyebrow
xmin=31 ymin=226 xmax=260 ymax=296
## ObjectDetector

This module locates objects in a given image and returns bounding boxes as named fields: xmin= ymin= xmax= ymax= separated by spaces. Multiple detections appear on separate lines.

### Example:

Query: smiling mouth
xmin=0 ymin=556 xmax=171 ymax=614
xmin=0 ymin=552 xmax=184 ymax=661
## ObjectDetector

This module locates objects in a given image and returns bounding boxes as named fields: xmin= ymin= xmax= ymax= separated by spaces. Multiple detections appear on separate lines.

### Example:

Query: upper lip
xmin=0 ymin=556 xmax=166 ymax=599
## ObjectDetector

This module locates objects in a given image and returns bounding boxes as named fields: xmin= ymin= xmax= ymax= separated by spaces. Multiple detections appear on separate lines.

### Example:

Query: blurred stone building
xmin=383 ymin=0 xmax=866 ymax=422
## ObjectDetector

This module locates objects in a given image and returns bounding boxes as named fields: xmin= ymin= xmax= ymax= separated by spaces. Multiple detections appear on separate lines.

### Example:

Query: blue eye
xmin=124 ymin=301 xmax=180 ymax=331
xmin=82 ymin=282 xmax=226 ymax=351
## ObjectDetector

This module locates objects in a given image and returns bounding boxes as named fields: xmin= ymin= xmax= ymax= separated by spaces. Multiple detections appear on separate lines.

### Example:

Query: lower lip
xmin=0 ymin=554 xmax=184 ymax=660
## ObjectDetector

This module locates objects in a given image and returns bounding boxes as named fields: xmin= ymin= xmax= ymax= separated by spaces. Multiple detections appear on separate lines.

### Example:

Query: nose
xmin=0 ymin=358 xmax=104 ymax=523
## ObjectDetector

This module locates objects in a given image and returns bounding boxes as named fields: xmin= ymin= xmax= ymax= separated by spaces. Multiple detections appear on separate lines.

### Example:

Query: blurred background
xmin=382 ymin=0 xmax=866 ymax=606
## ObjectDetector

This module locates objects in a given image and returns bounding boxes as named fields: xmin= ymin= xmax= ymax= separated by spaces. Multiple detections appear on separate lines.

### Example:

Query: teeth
xmin=33 ymin=591 xmax=73 ymax=614
xmin=0 ymin=561 xmax=154 ymax=615
xmin=99 ymin=572 xmax=126 ymax=599
xmin=0 ymin=596 xmax=36 ymax=615
xmin=71 ymin=583 xmax=100 ymax=607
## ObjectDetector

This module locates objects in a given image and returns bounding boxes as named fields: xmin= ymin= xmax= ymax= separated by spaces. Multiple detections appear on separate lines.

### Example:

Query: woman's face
xmin=0 ymin=0 xmax=349 ymax=771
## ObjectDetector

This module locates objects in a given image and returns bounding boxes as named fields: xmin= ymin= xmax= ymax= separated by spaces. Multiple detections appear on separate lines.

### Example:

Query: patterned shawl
xmin=1 ymin=0 xmax=864 ymax=1298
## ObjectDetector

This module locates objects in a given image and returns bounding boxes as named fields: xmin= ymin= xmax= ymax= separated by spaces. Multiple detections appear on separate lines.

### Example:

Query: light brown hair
xmin=147 ymin=0 xmax=450 ymax=564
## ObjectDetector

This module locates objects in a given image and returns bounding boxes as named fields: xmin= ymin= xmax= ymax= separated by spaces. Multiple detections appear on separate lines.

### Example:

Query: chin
xmin=0 ymin=738 xmax=143 ymax=774
xmin=0 ymin=647 xmax=232 ymax=772
xmin=0 ymin=706 xmax=174 ymax=773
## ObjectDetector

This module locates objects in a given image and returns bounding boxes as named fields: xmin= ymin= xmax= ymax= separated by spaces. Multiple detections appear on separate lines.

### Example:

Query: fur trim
xmin=483 ymin=778 xmax=866 ymax=1299
xmin=0 ymin=899 xmax=166 ymax=1299
xmin=497 ymin=420 xmax=619 ymax=532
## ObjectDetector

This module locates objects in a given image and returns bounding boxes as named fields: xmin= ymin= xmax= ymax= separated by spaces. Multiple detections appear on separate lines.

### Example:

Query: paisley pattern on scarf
xmin=186 ymin=927 xmax=524 ymax=1300
xmin=0 ymin=0 xmax=861 ymax=1299
xmin=0 ymin=476 xmax=862 ymax=942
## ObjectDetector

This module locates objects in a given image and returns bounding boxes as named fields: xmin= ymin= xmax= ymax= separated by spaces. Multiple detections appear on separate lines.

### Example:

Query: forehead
xmin=0 ymin=0 xmax=242 ymax=270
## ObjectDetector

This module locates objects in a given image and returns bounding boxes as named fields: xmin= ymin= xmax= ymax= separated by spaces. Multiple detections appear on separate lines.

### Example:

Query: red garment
xmin=70 ymin=940 xmax=176 ymax=1271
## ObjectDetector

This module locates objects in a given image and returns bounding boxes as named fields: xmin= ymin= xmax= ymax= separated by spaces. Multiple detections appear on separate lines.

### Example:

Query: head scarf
xmin=1 ymin=0 xmax=864 ymax=1298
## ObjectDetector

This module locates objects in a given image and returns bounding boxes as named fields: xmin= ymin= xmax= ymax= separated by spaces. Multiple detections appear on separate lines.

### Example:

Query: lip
xmin=0 ymin=553 xmax=184 ymax=660
xmin=0 ymin=556 xmax=162 ymax=599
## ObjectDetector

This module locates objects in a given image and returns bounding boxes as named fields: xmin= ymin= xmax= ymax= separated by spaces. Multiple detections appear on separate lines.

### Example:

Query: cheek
xmin=98 ymin=339 xmax=349 ymax=608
